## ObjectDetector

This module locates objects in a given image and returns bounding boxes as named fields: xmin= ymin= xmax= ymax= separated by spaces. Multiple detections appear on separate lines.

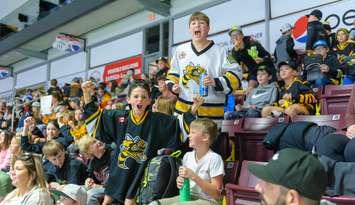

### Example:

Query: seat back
xmin=322 ymin=195 xmax=355 ymax=205
xmin=292 ymin=114 xmax=343 ymax=130
xmin=238 ymin=161 xmax=266 ymax=187
xmin=221 ymin=120 xmax=241 ymax=138
xmin=320 ymin=84 xmax=353 ymax=115
xmin=236 ymin=117 xmax=289 ymax=161
xmin=224 ymin=161 xmax=240 ymax=185
xmin=225 ymin=161 xmax=266 ymax=205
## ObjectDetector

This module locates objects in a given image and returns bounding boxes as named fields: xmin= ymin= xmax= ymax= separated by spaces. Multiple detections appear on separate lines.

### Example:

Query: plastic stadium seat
xmin=225 ymin=161 xmax=266 ymax=205
xmin=226 ymin=161 xmax=355 ymax=205
xmin=224 ymin=161 xmax=240 ymax=185
xmin=234 ymin=117 xmax=289 ymax=161
xmin=221 ymin=120 xmax=241 ymax=138
xmin=322 ymin=195 xmax=355 ymax=205
xmin=320 ymin=84 xmax=353 ymax=115
xmin=292 ymin=114 xmax=343 ymax=130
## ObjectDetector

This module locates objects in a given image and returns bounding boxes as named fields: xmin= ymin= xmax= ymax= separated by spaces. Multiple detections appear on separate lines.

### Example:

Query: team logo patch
xmin=181 ymin=62 xmax=206 ymax=88
xmin=118 ymin=134 xmax=147 ymax=169
xmin=178 ymin=51 xmax=186 ymax=59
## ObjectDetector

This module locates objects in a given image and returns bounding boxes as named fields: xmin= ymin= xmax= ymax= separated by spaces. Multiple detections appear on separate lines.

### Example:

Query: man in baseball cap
xmin=307 ymin=9 xmax=322 ymax=20
xmin=248 ymin=148 xmax=328 ymax=205
xmin=54 ymin=184 xmax=87 ymax=205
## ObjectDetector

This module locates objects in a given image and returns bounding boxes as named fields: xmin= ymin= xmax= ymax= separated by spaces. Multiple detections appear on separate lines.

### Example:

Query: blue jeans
xmin=313 ymin=76 xmax=331 ymax=88
xmin=224 ymin=108 xmax=261 ymax=120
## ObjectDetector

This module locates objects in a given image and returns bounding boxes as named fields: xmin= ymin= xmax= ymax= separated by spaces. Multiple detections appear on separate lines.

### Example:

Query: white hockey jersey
xmin=168 ymin=41 xmax=241 ymax=120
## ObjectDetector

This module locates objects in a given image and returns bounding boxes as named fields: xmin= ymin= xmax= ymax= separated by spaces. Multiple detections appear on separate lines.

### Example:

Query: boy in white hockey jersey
xmin=167 ymin=11 xmax=241 ymax=124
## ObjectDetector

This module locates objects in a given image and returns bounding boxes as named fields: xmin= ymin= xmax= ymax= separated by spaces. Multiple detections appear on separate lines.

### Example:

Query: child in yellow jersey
xmin=262 ymin=61 xmax=316 ymax=119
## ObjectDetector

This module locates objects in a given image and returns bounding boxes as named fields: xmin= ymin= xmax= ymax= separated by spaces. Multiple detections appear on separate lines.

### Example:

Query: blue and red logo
xmin=292 ymin=16 xmax=308 ymax=43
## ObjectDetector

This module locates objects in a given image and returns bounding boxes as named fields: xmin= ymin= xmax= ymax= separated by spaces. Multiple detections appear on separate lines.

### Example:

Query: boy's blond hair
xmin=42 ymin=140 xmax=64 ymax=157
xmin=189 ymin=11 xmax=210 ymax=26
xmin=76 ymin=135 xmax=96 ymax=154
xmin=190 ymin=118 xmax=218 ymax=144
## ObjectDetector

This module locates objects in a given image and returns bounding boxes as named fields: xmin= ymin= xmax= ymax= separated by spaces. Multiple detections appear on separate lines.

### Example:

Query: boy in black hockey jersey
xmin=82 ymin=80 xmax=183 ymax=205
xmin=262 ymin=62 xmax=316 ymax=119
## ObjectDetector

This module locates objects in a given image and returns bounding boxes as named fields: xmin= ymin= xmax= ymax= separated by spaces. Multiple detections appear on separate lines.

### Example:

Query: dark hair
xmin=51 ymin=91 xmax=62 ymax=101
xmin=109 ymin=80 xmax=118 ymax=92
xmin=50 ymin=79 xmax=58 ymax=86
xmin=0 ymin=130 xmax=13 ymax=150
xmin=128 ymin=79 xmax=151 ymax=97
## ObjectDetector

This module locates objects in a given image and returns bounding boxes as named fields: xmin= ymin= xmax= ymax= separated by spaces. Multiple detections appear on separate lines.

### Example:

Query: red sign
xmin=103 ymin=55 xmax=142 ymax=83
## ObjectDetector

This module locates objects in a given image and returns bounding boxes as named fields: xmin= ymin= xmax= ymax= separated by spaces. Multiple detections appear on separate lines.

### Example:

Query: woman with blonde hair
xmin=0 ymin=153 xmax=53 ymax=205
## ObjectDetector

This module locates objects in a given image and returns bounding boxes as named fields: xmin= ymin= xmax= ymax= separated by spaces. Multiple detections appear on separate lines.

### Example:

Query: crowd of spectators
xmin=0 ymin=9 xmax=353 ymax=205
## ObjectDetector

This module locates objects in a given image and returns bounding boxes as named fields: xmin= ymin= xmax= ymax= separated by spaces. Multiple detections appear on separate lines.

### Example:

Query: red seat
xmin=322 ymin=195 xmax=355 ymax=205
xmin=221 ymin=120 xmax=241 ymax=138
xmin=320 ymin=84 xmax=353 ymax=115
xmin=225 ymin=161 xmax=266 ymax=205
xmin=234 ymin=117 xmax=289 ymax=161
xmin=292 ymin=114 xmax=344 ymax=130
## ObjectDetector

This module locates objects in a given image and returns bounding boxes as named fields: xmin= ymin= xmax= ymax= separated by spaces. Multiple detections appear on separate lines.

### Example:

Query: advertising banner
xmin=102 ymin=55 xmax=142 ymax=83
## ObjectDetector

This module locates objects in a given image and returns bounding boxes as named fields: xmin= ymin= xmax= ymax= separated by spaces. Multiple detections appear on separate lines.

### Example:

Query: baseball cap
xmin=53 ymin=184 xmax=87 ymax=205
xmin=280 ymin=23 xmax=293 ymax=33
xmin=277 ymin=61 xmax=297 ymax=71
xmin=306 ymin=9 xmax=322 ymax=20
xmin=313 ymin=40 xmax=328 ymax=49
xmin=155 ymin=57 xmax=168 ymax=64
xmin=248 ymin=148 xmax=327 ymax=201
xmin=228 ymin=25 xmax=243 ymax=36
xmin=257 ymin=64 xmax=272 ymax=75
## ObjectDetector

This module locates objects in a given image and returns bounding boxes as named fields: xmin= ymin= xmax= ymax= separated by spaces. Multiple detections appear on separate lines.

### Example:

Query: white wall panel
xmin=173 ymin=0 xmax=265 ymax=44
xmin=270 ymin=0 xmax=339 ymax=18
xmin=50 ymin=52 xmax=86 ymax=79
xmin=0 ymin=0 xmax=29 ymax=19
xmin=269 ymin=0 xmax=355 ymax=52
xmin=90 ymin=32 xmax=143 ymax=67
xmin=16 ymin=64 xmax=47 ymax=88
xmin=0 ymin=77 xmax=14 ymax=93
xmin=88 ymin=66 xmax=105 ymax=82
xmin=56 ymin=71 xmax=86 ymax=87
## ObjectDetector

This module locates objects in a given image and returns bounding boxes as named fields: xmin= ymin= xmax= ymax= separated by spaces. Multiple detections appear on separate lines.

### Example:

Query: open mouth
xmin=137 ymin=104 xmax=143 ymax=109
xmin=194 ymin=30 xmax=201 ymax=35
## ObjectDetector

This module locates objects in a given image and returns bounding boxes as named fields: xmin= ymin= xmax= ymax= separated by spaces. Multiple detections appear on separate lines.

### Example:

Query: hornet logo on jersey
xmin=182 ymin=62 xmax=206 ymax=88
xmin=118 ymin=134 xmax=147 ymax=169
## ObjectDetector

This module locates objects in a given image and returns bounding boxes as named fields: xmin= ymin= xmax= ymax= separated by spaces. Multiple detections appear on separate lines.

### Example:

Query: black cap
xmin=155 ymin=57 xmax=168 ymax=64
xmin=277 ymin=61 xmax=297 ymax=71
xmin=248 ymin=148 xmax=327 ymax=200
xmin=307 ymin=9 xmax=322 ymax=20
xmin=257 ymin=64 xmax=272 ymax=75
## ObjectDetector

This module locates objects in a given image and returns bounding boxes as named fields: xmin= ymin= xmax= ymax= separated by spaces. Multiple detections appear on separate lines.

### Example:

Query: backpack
xmin=136 ymin=151 xmax=182 ymax=205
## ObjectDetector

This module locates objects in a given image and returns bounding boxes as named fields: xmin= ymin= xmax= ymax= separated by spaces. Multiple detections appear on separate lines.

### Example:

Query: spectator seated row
xmin=221 ymin=113 xmax=346 ymax=162
xmin=226 ymin=160 xmax=355 ymax=205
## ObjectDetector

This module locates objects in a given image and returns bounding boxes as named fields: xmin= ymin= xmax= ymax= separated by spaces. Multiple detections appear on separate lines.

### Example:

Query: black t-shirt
xmin=88 ymin=146 xmax=112 ymax=185
xmin=54 ymin=154 xmax=88 ymax=185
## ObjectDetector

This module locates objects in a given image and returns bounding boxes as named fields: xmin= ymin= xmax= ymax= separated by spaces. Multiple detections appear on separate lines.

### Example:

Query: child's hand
xmin=282 ymin=93 xmax=292 ymax=101
xmin=346 ymin=124 xmax=355 ymax=139
xmin=179 ymin=166 xmax=195 ymax=179
xmin=81 ymin=81 xmax=95 ymax=94
xmin=203 ymin=76 xmax=216 ymax=87
xmin=235 ymin=104 xmax=242 ymax=112
xmin=176 ymin=175 xmax=184 ymax=189
xmin=124 ymin=198 xmax=136 ymax=205
xmin=85 ymin=178 xmax=95 ymax=190
xmin=191 ymin=95 xmax=205 ymax=114
xmin=320 ymin=64 xmax=330 ymax=73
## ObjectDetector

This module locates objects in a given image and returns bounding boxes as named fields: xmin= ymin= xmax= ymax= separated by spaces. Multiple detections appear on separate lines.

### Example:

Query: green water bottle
xmin=179 ymin=178 xmax=191 ymax=201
